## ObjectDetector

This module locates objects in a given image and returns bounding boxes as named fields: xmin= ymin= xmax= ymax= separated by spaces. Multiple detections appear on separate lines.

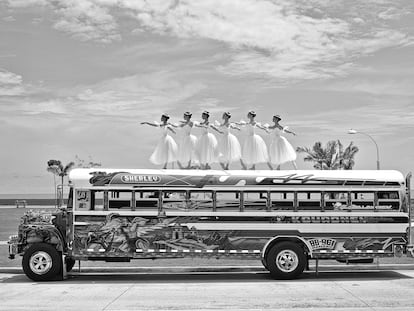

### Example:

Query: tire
xmin=65 ymin=257 xmax=76 ymax=272
xmin=22 ymin=243 xmax=62 ymax=281
xmin=266 ymin=242 xmax=306 ymax=280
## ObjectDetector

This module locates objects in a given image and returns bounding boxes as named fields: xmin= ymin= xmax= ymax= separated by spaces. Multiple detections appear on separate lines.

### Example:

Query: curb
xmin=0 ymin=266 xmax=265 ymax=274
xmin=2 ymin=264 xmax=414 ymax=274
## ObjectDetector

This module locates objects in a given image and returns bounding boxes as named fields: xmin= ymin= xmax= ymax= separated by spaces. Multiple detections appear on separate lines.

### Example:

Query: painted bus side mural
xmin=73 ymin=213 xmax=405 ymax=256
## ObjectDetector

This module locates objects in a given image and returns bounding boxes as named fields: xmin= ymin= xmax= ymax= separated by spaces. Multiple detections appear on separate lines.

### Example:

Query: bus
xmin=8 ymin=168 xmax=413 ymax=281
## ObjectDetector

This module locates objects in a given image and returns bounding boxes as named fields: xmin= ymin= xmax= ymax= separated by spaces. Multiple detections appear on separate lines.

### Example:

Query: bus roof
xmin=68 ymin=168 xmax=405 ymax=188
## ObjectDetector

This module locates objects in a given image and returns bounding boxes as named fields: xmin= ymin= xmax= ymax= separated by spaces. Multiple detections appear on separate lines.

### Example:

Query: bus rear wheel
xmin=266 ymin=242 xmax=306 ymax=280
xmin=22 ymin=243 xmax=62 ymax=281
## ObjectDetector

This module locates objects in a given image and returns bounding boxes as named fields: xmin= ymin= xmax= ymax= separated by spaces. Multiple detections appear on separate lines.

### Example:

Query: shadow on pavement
xmin=1 ymin=270 xmax=411 ymax=284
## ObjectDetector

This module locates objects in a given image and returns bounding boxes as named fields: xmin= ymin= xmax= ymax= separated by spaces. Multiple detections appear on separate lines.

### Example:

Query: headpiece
xmin=248 ymin=110 xmax=256 ymax=117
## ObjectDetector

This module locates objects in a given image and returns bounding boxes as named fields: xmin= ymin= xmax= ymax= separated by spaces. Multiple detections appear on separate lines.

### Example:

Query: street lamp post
xmin=348 ymin=129 xmax=380 ymax=170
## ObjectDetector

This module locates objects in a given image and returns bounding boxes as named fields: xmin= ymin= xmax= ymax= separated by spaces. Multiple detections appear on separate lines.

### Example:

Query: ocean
xmin=0 ymin=194 xmax=66 ymax=206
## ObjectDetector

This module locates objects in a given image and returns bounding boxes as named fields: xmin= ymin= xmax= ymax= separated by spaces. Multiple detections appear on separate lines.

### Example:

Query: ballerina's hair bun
xmin=248 ymin=110 xmax=256 ymax=117
xmin=202 ymin=110 xmax=210 ymax=117
xmin=162 ymin=113 xmax=170 ymax=120
xmin=224 ymin=112 xmax=231 ymax=118
xmin=184 ymin=111 xmax=192 ymax=117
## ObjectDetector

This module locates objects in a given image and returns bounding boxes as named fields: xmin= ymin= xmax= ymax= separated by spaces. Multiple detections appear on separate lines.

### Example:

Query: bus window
xmin=163 ymin=191 xmax=187 ymax=210
xmin=136 ymin=191 xmax=159 ymax=210
xmin=297 ymin=192 xmax=321 ymax=210
xmin=243 ymin=192 xmax=267 ymax=211
xmin=377 ymin=191 xmax=400 ymax=210
xmin=324 ymin=192 xmax=348 ymax=211
xmin=108 ymin=191 xmax=132 ymax=210
xmin=216 ymin=191 xmax=240 ymax=211
xmin=89 ymin=191 xmax=105 ymax=211
xmin=270 ymin=192 xmax=294 ymax=210
xmin=189 ymin=191 xmax=213 ymax=211
xmin=351 ymin=192 xmax=375 ymax=211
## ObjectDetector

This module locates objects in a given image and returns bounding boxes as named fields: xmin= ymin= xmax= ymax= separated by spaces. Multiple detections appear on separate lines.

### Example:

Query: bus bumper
xmin=8 ymin=235 xmax=19 ymax=260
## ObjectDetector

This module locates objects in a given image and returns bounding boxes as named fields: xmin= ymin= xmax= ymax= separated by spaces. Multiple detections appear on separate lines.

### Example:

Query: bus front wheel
xmin=22 ymin=243 xmax=62 ymax=281
xmin=266 ymin=242 xmax=306 ymax=280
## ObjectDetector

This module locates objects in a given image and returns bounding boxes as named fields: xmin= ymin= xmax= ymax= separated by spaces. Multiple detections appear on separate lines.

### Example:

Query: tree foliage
xmin=46 ymin=160 xmax=75 ymax=179
xmin=296 ymin=140 xmax=359 ymax=170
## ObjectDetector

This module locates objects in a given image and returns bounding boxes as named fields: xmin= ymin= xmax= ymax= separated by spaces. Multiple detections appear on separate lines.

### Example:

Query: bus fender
xmin=261 ymin=236 xmax=313 ymax=268
xmin=23 ymin=225 xmax=65 ymax=252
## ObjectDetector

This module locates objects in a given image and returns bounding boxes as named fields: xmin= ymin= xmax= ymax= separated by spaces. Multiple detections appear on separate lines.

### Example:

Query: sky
xmin=0 ymin=0 xmax=413 ymax=194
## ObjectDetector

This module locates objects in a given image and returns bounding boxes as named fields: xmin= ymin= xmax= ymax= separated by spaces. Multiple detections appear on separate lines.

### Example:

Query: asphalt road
xmin=1 ymin=270 xmax=414 ymax=310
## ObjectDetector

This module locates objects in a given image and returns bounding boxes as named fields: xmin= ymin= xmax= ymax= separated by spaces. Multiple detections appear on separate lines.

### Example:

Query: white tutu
xmin=149 ymin=126 xmax=178 ymax=165
xmin=177 ymin=124 xmax=198 ymax=163
xmin=218 ymin=125 xmax=241 ymax=163
xmin=197 ymin=127 xmax=220 ymax=164
xmin=269 ymin=127 xmax=296 ymax=165
xmin=242 ymin=123 xmax=268 ymax=165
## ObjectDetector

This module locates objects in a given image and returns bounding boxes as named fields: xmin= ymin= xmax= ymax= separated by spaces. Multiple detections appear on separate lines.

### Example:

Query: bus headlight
xmin=8 ymin=235 xmax=18 ymax=244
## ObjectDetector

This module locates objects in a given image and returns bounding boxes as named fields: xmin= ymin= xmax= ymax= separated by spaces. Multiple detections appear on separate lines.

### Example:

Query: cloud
xmin=32 ymin=17 xmax=43 ymax=24
xmin=71 ymin=71 xmax=207 ymax=119
xmin=7 ymin=0 xmax=120 ymax=43
xmin=320 ymin=79 xmax=414 ymax=96
xmin=52 ymin=0 xmax=120 ymax=43
xmin=2 ymin=16 xmax=16 ymax=22
xmin=378 ymin=8 xmax=408 ymax=20
xmin=0 ymin=69 xmax=25 ymax=96
xmin=5 ymin=0 xmax=414 ymax=80
xmin=0 ymin=71 xmax=207 ymax=124
xmin=120 ymin=0 xmax=412 ymax=81
xmin=291 ymin=103 xmax=414 ymax=137
xmin=6 ymin=0 xmax=48 ymax=8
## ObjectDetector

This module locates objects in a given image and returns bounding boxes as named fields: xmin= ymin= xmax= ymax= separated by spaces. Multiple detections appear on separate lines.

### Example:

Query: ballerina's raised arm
xmin=141 ymin=113 xmax=178 ymax=169
xmin=141 ymin=117 xmax=176 ymax=134
xmin=255 ymin=122 xmax=271 ymax=134
xmin=268 ymin=115 xmax=297 ymax=136
xmin=140 ymin=121 xmax=160 ymax=127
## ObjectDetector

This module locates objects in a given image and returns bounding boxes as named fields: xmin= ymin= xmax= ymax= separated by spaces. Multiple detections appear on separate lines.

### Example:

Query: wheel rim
xmin=29 ymin=251 xmax=53 ymax=275
xmin=275 ymin=249 xmax=299 ymax=273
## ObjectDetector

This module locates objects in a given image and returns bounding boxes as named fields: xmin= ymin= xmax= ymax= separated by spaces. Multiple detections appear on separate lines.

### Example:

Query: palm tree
xmin=338 ymin=141 xmax=359 ymax=170
xmin=47 ymin=160 xmax=75 ymax=206
xmin=296 ymin=140 xmax=359 ymax=170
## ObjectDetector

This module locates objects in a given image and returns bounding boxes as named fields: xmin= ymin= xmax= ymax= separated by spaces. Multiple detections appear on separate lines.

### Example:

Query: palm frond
xmin=297 ymin=140 xmax=359 ymax=170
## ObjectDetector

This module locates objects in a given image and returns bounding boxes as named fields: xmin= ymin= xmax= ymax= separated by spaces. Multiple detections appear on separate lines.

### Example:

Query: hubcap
xmin=29 ymin=251 xmax=53 ymax=275
xmin=275 ymin=250 xmax=298 ymax=273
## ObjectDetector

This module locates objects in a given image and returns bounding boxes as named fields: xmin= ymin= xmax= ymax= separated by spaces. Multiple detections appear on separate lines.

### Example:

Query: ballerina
xmin=195 ymin=111 xmax=221 ymax=170
xmin=214 ymin=112 xmax=242 ymax=170
xmin=172 ymin=112 xmax=198 ymax=169
xmin=140 ymin=114 xmax=178 ymax=169
xmin=236 ymin=111 xmax=269 ymax=170
xmin=267 ymin=115 xmax=297 ymax=170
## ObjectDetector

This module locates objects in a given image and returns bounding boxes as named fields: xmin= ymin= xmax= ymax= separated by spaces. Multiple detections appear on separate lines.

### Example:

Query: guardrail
xmin=15 ymin=200 xmax=27 ymax=208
